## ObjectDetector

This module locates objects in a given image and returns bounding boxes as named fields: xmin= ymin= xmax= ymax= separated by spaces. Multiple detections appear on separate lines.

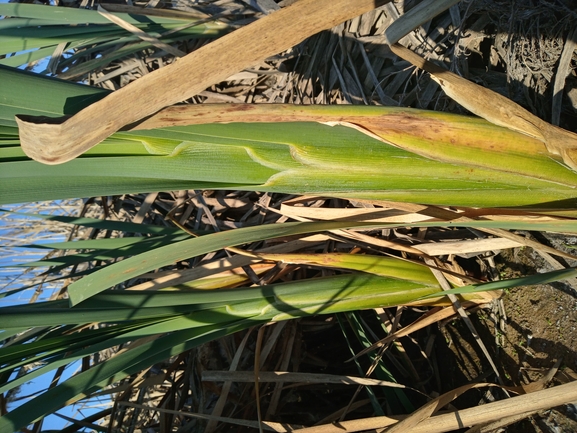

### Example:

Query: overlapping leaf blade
xmin=0 ymin=4 xmax=229 ymax=71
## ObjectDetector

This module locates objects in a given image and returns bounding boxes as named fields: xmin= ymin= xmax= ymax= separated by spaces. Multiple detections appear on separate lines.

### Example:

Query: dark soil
xmin=434 ymin=240 xmax=577 ymax=432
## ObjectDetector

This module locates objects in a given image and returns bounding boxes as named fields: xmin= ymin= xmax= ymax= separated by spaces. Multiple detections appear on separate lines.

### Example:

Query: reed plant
xmin=2 ymin=1 xmax=577 ymax=431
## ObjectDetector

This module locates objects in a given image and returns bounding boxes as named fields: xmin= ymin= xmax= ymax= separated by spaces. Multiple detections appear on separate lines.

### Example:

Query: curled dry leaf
xmin=16 ymin=0 xmax=389 ymax=165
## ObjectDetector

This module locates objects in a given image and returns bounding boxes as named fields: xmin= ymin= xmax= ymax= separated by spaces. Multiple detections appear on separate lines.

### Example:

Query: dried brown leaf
xmin=17 ymin=0 xmax=390 ymax=164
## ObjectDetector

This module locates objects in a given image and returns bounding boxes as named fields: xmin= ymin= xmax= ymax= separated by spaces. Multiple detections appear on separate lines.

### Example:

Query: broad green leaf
xmin=3 ymin=67 xmax=577 ymax=210
xmin=255 ymin=253 xmax=440 ymax=286
xmin=0 ymin=65 xmax=107 ymax=128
